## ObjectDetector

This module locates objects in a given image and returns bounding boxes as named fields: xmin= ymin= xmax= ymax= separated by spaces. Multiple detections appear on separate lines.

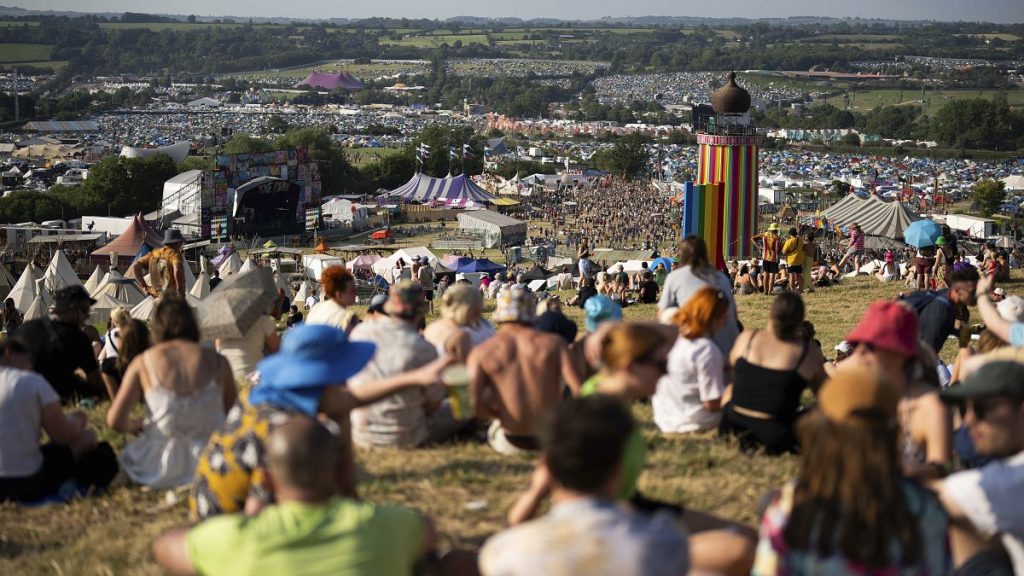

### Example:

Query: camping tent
xmin=521 ymin=265 xmax=552 ymax=282
xmin=452 ymin=258 xmax=506 ymax=274
xmin=90 ymin=270 xmax=146 ymax=306
xmin=1002 ymin=175 xmax=1024 ymax=191
xmin=295 ymin=71 xmax=364 ymax=90
xmin=23 ymin=295 xmax=47 ymax=321
xmin=130 ymin=296 xmax=157 ymax=321
xmin=370 ymin=247 xmax=453 ymax=278
xmin=386 ymin=173 xmax=497 ymax=206
xmin=7 ymin=266 xmax=36 ymax=313
xmin=90 ymin=293 xmax=130 ymax=324
xmin=218 ymin=252 xmax=243 ymax=276
xmin=237 ymin=258 xmax=257 ymax=275
xmin=83 ymin=265 xmax=104 ymax=294
xmin=456 ymin=210 xmax=527 ymax=248
xmin=0 ymin=264 xmax=13 ymax=300
xmin=303 ymin=254 xmax=344 ymax=282
xmin=191 ymin=272 xmax=210 ymax=299
xmin=90 ymin=213 xmax=164 ymax=266
xmin=293 ymin=281 xmax=313 ymax=306
xmin=824 ymin=193 xmax=920 ymax=246
xmin=346 ymin=254 xmax=381 ymax=273
xmin=43 ymin=249 xmax=81 ymax=292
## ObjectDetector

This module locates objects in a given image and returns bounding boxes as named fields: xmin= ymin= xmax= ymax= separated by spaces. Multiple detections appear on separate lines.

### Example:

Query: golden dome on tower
xmin=710 ymin=71 xmax=751 ymax=114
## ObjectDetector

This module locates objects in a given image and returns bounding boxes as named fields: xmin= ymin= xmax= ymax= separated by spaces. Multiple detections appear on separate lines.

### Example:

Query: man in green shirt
xmin=153 ymin=416 xmax=435 ymax=576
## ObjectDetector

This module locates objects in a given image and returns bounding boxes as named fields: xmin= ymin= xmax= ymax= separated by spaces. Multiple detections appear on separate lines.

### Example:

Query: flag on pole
xmin=462 ymin=144 xmax=472 ymax=159
xmin=448 ymin=147 xmax=457 ymax=161
xmin=416 ymin=143 xmax=431 ymax=161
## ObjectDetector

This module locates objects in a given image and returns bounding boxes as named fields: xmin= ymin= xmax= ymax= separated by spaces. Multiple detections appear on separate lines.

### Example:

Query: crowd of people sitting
xmin=4 ymin=226 xmax=1024 ymax=576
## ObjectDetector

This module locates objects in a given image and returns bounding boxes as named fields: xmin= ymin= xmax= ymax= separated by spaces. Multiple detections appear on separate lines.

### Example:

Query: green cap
xmin=940 ymin=361 xmax=1024 ymax=403
xmin=936 ymin=236 xmax=947 ymax=246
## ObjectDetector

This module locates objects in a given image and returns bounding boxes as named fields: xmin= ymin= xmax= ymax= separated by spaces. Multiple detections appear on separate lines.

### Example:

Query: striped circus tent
xmin=824 ymin=193 xmax=920 ymax=248
xmin=386 ymin=173 xmax=496 ymax=206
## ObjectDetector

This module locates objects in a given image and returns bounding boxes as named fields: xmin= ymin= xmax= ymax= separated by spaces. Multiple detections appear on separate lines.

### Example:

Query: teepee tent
xmin=83 ymin=265 xmax=104 ymax=294
xmin=33 ymin=278 xmax=51 ymax=309
xmin=292 ymin=281 xmax=312 ymax=306
xmin=190 ymin=272 xmax=210 ymax=300
xmin=237 ymin=257 xmax=257 ymax=275
xmin=91 ymin=270 xmax=146 ymax=306
xmin=130 ymin=296 xmax=156 ymax=321
xmin=43 ymin=249 xmax=82 ymax=292
xmin=0 ymin=264 xmax=14 ymax=300
xmin=23 ymin=295 xmax=48 ymax=321
xmin=7 ymin=266 xmax=36 ymax=313
xmin=219 ymin=252 xmax=243 ymax=276
xmin=184 ymin=263 xmax=197 ymax=292
xmin=90 ymin=293 xmax=130 ymax=324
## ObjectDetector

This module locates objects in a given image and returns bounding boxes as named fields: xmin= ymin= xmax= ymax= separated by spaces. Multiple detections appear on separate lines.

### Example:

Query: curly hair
xmin=320 ymin=266 xmax=355 ymax=299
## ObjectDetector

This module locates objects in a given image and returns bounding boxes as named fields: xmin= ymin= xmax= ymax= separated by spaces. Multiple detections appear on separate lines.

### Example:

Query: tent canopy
xmin=387 ymin=173 xmax=497 ymax=205
xmin=452 ymin=258 xmax=506 ymax=274
xmin=90 ymin=213 xmax=163 ymax=265
xmin=824 ymin=193 xmax=920 ymax=241
xmin=295 ymin=71 xmax=364 ymax=90
xmin=371 ymin=247 xmax=453 ymax=277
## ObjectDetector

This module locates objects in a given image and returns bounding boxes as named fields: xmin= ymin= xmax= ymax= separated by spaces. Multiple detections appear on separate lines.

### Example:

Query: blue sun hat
xmin=584 ymin=295 xmax=623 ymax=333
xmin=249 ymin=324 xmax=376 ymax=417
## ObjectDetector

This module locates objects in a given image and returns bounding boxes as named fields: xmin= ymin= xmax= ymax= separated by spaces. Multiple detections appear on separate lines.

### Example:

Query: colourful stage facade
xmin=696 ymin=133 xmax=760 ymax=261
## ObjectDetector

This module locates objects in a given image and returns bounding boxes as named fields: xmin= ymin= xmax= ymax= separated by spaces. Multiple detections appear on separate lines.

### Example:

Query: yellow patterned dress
xmin=188 ymin=391 xmax=294 ymax=520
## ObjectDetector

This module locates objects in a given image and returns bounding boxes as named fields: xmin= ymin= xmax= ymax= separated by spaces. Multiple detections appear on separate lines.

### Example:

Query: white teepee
xmin=89 ymin=293 xmax=129 ymax=324
xmin=33 ymin=278 xmax=52 ymax=308
xmin=218 ymin=252 xmax=242 ymax=276
xmin=7 ymin=266 xmax=36 ymax=313
xmin=292 ymin=281 xmax=312 ymax=306
xmin=23 ymin=294 xmax=48 ymax=321
xmin=237 ymin=257 xmax=256 ymax=275
xmin=83 ymin=265 xmax=104 ymax=294
xmin=43 ymin=249 xmax=82 ymax=292
xmin=130 ymin=296 xmax=156 ymax=321
xmin=183 ymin=263 xmax=197 ymax=293
xmin=190 ymin=272 xmax=210 ymax=300
xmin=91 ymin=270 xmax=146 ymax=306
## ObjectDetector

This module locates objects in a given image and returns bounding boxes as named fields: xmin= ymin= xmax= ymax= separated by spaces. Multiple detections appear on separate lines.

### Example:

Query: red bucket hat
xmin=845 ymin=300 xmax=919 ymax=358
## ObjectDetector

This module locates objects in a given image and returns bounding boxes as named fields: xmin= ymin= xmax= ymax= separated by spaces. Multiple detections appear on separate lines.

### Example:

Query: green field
xmin=956 ymin=33 xmax=1022 ymax=41
xmin=98 ymin=21 xmax=249 ymax=31
xmin=812 ymin=33 xmax=901 ymax=42
xmin=0 ymin=20 xmax=39 ymax=27
xmin=380 ymin=34 xmax=490 ymax=48
xmin=346 ymin=147 xmax=406 ymax=168
xmin=12 ymin=59 xmax=67 ymax=71
xmin=234 ymin=59 xmax=429 ymax=79
xmin=823 ymin=88 xmax=1024 ymax=116
xmin=0 ymin=43 xmax=53 ymax=63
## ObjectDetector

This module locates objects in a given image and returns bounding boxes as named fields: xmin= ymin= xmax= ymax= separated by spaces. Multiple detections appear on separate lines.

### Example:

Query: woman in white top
xmin=653 ymin=286 xmax=730 ymax=433
xmin=98 ymin=306 xmax=132 ymax=398
xmin=215 ymin=311 xmax=279 ymax=382
xmin=107 ymin=297 xmax=236 ymax=489
xmin=423 ymin=284 xmax=495 ymax=362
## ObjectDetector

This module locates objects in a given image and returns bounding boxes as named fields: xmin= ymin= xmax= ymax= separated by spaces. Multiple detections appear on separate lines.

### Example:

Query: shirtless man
xmin=469 ymin=287 xmax=582 ymax=456
xmin=132 ymin=229 xmax=187 ymax=298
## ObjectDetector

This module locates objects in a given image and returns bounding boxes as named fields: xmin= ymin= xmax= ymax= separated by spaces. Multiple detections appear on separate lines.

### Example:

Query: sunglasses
xmin=962 ymin=397 xmax=1018 ymax=421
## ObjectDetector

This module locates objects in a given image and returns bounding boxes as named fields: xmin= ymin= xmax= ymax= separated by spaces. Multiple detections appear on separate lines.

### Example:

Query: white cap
xmin=834 ymin=340 xmax=854 ymax=354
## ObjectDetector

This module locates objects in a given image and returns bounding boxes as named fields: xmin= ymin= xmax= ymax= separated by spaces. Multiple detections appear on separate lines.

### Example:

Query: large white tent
xmin=370 ymin=247 xmax=453 ymax=279
xmin=23 ymin=295 xmax=48 ymax=321
xmin=293 ymin=281 xmax=313 ymax=306
xmin=130 ymin=296 xmax=156 ymax=321
xmin=43 ymin=249 xmax=81 ymax=292
xmin=90 ymin=293 xmax=130 ymax=324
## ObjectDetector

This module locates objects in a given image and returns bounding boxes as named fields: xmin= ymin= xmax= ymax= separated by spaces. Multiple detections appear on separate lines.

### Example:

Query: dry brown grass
xmin=2 ymin=267 xmax=1020 ymax=574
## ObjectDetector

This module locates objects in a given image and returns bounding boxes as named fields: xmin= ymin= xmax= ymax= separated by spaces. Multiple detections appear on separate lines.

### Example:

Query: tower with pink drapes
xmin=695 ymin=72 xmax=760 ymax=261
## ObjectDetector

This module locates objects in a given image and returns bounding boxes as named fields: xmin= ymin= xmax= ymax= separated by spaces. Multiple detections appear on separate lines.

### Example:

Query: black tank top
xmin=732 ymin=330 xmax=810 ymax=423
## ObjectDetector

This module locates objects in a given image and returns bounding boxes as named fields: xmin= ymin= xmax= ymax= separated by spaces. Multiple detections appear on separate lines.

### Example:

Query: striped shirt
xmin=851 ymin=229 xmax=864 ymax=251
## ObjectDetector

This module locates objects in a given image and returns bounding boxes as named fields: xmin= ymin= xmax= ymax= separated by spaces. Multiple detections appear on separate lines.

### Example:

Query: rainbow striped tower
xmin=696 ymin=72 xmax=761 ymax=260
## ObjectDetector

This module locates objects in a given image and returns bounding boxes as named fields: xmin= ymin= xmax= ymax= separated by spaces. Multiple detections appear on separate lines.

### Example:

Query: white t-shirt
xmin=652 ymin=336 xmax=725 ymax=433
xmin=217 ymin=315 xmax=277 ymax=381
xmin=304 ymin=295 xmax=319 ymax=309
xmin=304 ymin=299 xmax=356 ymax=333
xmin=944 ymin=451 xmax=1024 ymax=574
xmin=480 ymin=497 xmax=688 ymax=576
xmin=0 ymin=367 xmax=59 ymax=477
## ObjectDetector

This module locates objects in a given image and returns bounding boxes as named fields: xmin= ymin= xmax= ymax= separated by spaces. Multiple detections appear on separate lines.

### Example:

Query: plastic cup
xmin=442 ymin=364 xmax=474 ymax=419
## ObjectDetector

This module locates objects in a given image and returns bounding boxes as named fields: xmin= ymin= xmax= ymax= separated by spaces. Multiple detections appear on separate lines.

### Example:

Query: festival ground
xmin=4 ymin=253 xmax=1021 ymax=574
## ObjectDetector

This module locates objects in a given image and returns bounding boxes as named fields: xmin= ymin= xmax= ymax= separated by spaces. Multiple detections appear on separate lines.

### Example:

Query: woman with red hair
xmin=652 ymin=286 xmax=730 ymax=433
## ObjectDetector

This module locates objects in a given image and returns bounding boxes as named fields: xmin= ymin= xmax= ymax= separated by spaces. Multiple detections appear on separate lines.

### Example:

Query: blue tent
xmin=453 ymin=258 xmax=506 ymax=274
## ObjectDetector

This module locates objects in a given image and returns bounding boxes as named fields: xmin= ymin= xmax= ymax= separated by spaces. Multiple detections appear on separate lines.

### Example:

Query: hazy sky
xmin=9 ymin=0 xmax=1024 ymax=23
